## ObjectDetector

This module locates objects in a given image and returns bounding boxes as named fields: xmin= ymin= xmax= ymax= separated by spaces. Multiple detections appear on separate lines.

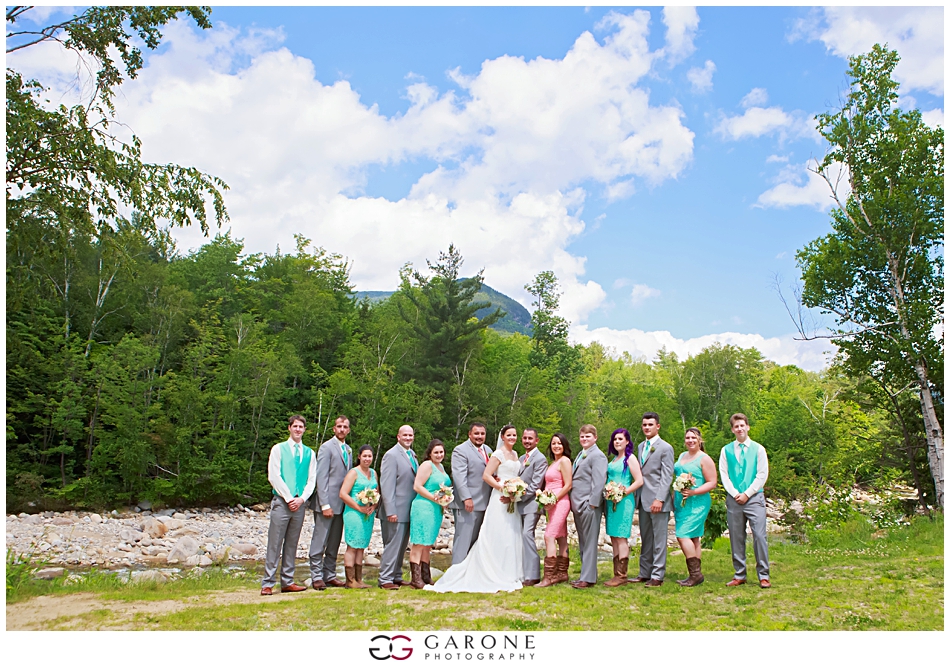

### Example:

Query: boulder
xmin=182 ymin=554 xmax=202 ymax=567
xmin=142 ymin=517 xmax=168 ymax=539
xmin=198 ymin=554 xmax=213 ymax=567
xmin=89 ymin=514 xmax=103 ymax=524
xmin=230 ymin=543 xmax=258 ymax=556
xmin=363 ymin=555 xmax=380 ymax=567
xmin=251 ymin=503 xmax=268 ymax=512
xmin=138 ymin=500 xmax=153 ymax=512
xmin=173 ymin=513 xmax=189 ymax=520
xmin=119 ymin=528 xmax=144 ymax=543
xmin=133 ymin=570 xmax=168 ymax=584
xmin=164 ymin=519 xmax=184 ymax=530
xmin=210 ymin=547 xmax=230 ymax=563
xmin=51 ymin=517 xmax=74 ymax=526
xmin=167 ymin=536 xmax=200 ymax=563
xmin=36 ymin=567 xmax=65 ymax=580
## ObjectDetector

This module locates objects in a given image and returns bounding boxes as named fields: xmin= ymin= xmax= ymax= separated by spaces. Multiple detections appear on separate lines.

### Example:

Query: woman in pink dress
xmin=537 ymin=433 xmax=573 ymax=587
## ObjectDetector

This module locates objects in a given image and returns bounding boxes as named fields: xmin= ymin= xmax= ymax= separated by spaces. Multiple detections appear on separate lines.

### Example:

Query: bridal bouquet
xmin=672 ymin=473 xmax=696 ymax=507
xmin=356 ymin=487 xmax=380 ymax=519
xmin=434 ymin=484 xmax=454 ymax=508
xmin=603 ymin=481 xmax=626 ymax=511
xmin=501 ymin=478 xmax=528 ymax=513
xmin=535 ymin=489 xmax=557 ymax=519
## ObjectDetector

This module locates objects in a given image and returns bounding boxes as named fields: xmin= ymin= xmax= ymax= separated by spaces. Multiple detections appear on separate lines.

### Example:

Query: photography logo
xmin=369 ymin=634 xmax=413 ymax=661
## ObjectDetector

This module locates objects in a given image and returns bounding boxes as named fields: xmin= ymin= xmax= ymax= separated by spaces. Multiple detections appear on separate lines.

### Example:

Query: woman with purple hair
xmin=603 ymin=428 xmax=644 ymax=587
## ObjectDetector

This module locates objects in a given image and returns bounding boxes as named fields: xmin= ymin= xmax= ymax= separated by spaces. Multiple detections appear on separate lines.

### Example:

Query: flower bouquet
xmin=501 ymin=478 xmax=528 ymax=513
xmin=356 ymin=487 xmax=380 ymax=519
xmin=535 ymin=489 xmax=557 ymax=520
xmin=672 ymin=473 xmax=696 ymax=507
xmin=603 ymin=481 xmax=626 ymax=511
xmin=434 ymin=484 xmax=454 ymax=509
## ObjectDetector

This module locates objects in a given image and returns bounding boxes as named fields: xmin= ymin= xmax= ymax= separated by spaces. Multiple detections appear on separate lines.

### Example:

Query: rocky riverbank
xmin=6 ymin=499 xmax=788 ymax=578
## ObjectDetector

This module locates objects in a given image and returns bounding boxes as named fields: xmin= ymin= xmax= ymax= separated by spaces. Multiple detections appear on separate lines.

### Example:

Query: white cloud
xmin=659 ymin=6 xmax=700 ymax=64
xmin=756 ymin=161 xmax=846 ymax=211
xmin=686 ymin=59 xmax=715 ymax=93
xmin=716 ymin=89 xmax=815 ymax=142
xmin=570 ymin=325 xmax=835 ymax=371
xmin=7 ymin=14 xmax=697 ymax=326
xmin=766 ymin=154 xmax=789 ymax=164
xmin=922 ymin=108 xmax=944 ymax=128
xmin=791 ymin=7 xmax=944 ymax=96
xmin=740 ymin=87 xmax=769 ymax=108
xmin=629 ymin=284 xmax=660 ymax=306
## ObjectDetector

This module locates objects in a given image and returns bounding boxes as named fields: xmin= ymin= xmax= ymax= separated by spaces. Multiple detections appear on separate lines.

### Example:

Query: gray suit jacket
xmin=570 ymin=445 xmax=608 ymax=511
xmin=451 ymin=440 xmax=492 ymax=512
xmin=517 ymin=448 xmax=548 ymax=515
xmin=378 ymin=443 xmax=417 ymax=522
xmin=637 ymin=436 xmax=674 ymax=511
xmin=310 ymin=437 xmax=351 ymax=514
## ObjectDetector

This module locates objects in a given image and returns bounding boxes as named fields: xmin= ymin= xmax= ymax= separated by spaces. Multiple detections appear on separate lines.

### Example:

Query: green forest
xmin=6 ymin=8 xmax=943 ymax=514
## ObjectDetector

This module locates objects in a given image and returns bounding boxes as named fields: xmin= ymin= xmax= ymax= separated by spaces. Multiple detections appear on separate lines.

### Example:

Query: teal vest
xmin=275 ymin=441 xmax=313 ymax=498
xmin=725 ymin=440 xmax=762 ymax=494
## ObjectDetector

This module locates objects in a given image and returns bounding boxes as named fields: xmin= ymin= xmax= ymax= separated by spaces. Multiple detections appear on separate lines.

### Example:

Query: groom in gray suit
xmin=450 ymin=422 xmax=492 ymax=564
xmin=571 ymin=424 xmax=608 ymax=588
xmin=515 ymin=428 xmax=547 ymax=586
xmin=630 ymin=412 xmax=675 ymax=587
xmin=308 ymin=415 xmax=352 ymax=589
xmin=377 ymin=425 xmax=418 ymax=589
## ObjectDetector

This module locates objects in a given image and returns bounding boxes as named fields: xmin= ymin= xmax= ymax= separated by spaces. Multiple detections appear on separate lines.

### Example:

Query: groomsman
xmin=516 ymin=428 xmax=547 ymax=586
xmin=307 ymin=415 xmax=352 ymax=589
xmin=378 ymin=425 xmax=418 ymax=589
xmin=720 ymin=413 xmax=771 ymax=589
xmin=630 ymin=412 xmax=674 ymax=587
xmin=570 ymin=424 xmax=608 ymax=588
xmin=261 ymin=415 xmax=316 ymax=595
xmin=450 ymin=422 xmax=492 ymax=564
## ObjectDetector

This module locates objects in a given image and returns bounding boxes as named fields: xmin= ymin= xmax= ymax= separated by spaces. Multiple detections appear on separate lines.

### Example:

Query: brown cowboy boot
xmin=409 ymin=562 xmax=425 ymax=589
xmin=554 ymin=556 xmax=570 ymax=584
xmin=536 ymin=557 xmax=558 ymax=587
xmin=605 ymin=556 xmax=629 ymax=587
xmin=354 ymin=563 xmax=370 ymax=589
xmin=681 ymin=557 xmax=705 ymax=587
xmin=421 ymin=561 xmax=434 ymax=586
xmin=344 ymin=565 xmax=360 ymax=589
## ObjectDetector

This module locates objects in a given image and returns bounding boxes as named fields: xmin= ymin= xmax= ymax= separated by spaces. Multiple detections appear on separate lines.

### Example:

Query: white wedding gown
xmin=425 ymin=451 xmax=524 ymax=593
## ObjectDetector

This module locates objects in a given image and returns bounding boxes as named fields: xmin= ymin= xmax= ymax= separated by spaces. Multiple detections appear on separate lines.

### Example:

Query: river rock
xmin=363 ymin=555 xmax=380 ymax=567
xmin=164 ymin=518 xmax=184 ymax=530
xmin=89 ymin=514 xmax=103 ymax=524
xmin=199 ymin=554 xmax=213 ymax=567
xmin=230 ymin=543 xmax=257 ymax=556
xmin=134 ymin=569 xmax=168 ymax=584
xmin=51 ymin=517 xmax=74 ymax=526
xmin=167 ymin=536 xmax=200 ymax=563
xmin=182 ymin=554 xmax=202 ymax=567
xmin=142 ymin=517 xmax=168 ymax=538
xmin=119 ymin=528 xmax=144 ymax=543
xmin=36 ymin=567 xmax=65 ymax=579
xmin=138 ymin=500 xmax=153 ymax=512
xmin=210 ymin=547 xmax=230 ymax=562
xmin=173 ymin=512 xmax=189 ymax=520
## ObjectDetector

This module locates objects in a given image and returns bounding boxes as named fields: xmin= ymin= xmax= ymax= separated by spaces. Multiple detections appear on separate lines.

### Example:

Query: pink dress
xmin=543 ymin=461 xmax=571 ymax=538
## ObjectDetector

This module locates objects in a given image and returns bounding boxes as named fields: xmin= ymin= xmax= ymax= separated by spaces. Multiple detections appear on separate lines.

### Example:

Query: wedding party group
xmin=260 ymin=411 xmax=772 ymax=595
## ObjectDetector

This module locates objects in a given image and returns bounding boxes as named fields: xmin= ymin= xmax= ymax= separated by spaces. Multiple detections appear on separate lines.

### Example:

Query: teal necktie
xmin=342 ymin=445 xmax=349 ymax=466
xmin=408 ymin=449 xmax=418 ymax=470
xmin=642 ymin=440 xmax=651 ymax=463
xmin=739 ymin=443 xmax=746 ymax=463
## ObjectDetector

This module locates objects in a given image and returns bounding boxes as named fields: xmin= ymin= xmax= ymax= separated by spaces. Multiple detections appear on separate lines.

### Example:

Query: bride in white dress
xmin=425 ymin=425 xmax=524 ymax=593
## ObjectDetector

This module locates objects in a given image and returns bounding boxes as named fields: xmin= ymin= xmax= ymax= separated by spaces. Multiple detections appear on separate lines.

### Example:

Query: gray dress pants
xmin=308 ymin=510 xmax=344 ymax=583
xmin=379 ymin=519 xmax=411 ymax=584
xmin=726 ymin=492 xmax=770 ymax=580
xmin=521 ymin=512 xmax=542 ymax=581
xmin=573 ymin=505 xmax=603 ymax=583
xmin=451 ymin=508 xmax=486 ymax=565
xmin=262 ymin=496 xmax=306 ymax=588
xmin=637 ymin=508 xmax=670 ymax=581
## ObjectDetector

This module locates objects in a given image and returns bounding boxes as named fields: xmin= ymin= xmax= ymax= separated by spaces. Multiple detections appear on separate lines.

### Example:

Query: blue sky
xmin=10 ymin=5 xmax=943 ymax=370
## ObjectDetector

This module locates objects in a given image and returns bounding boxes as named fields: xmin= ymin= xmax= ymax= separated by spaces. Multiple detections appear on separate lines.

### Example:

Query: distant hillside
xmin=355 ymin=282 xmax=533 ymax=336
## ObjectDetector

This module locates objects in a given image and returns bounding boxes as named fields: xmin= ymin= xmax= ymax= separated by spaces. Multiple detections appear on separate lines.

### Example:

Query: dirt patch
xmin=6 ymin=588 xmax=304 ymax=630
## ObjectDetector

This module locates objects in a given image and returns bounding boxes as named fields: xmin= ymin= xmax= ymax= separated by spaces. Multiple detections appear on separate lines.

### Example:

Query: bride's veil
xmin=495 ymin=429 xmax=504 ymax=452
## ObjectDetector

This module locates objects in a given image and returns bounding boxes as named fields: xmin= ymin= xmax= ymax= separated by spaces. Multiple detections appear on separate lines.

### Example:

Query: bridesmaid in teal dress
xmin=408 ymin=439 xmax=452 ymax=588
xmin=340 ymin=445 xmax=378 ymax=588
xmin=672 ymin=428 xmax=717 ymax=587
xmin=604 ymin=428 xmax=644 ymax=587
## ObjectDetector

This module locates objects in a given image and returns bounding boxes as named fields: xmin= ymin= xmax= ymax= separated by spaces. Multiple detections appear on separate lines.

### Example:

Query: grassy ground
xmin=7 ymin=514 xmax=943 ymax=630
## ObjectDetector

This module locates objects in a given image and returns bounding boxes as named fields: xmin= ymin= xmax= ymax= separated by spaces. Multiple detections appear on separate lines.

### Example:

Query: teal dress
xmin=410 ymin=464 xmax=452 ymax=546
xmin=343 ymin=468 xmax=378 ymax=548
xmin=673 ymin=452 xmax=712 ymax=538
xmin=605 ymin=457 xmax=636 ymax=538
